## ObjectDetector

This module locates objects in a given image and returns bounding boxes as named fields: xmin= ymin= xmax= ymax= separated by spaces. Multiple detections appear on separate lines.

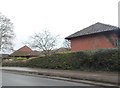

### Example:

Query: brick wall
xmin=70 ymin=32 xmax=117 ymax=52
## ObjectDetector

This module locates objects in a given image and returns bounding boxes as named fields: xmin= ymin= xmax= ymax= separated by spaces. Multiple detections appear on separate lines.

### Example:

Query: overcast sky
xmin=0 ymin=0 xmax=119 ymax=51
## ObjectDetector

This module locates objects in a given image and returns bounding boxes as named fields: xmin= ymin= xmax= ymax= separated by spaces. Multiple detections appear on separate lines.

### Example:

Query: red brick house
xmin=65 ymin=22 xmax=120 ymax=52
xmin=10 ymin=45 xmax=42 ymax=58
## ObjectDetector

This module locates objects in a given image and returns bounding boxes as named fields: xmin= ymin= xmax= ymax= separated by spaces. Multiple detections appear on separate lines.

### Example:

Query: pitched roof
xmin=16 ymin=45 xmax=32 ymax=52
xmin=10 ymin=45 xmax=33 ymax=57
xmin=55 ymin=47 xmax=70 ymax=53
xmin=0 ymin=54 xmax=9 ymax=59
xmin=65 ymin=22 xmax=119 ymax=39
xmin=28 ymin=51 xmax=43 ymax=56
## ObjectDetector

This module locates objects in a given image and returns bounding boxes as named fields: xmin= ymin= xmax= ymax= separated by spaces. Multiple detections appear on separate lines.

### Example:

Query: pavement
xmin=2 ymin=67 xmax=119 ymax=87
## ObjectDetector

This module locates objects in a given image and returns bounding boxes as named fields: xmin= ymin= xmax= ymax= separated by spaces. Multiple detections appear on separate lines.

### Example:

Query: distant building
xmin=10 ymin=45 xmax=41 ymax=58
xmin=54 ymin=47 xmax=71 ymax=53
xmin=0 ymin=54 xmax=9 ymax=59
xmin=65 ymin=22 xmax=120 ymax=52
xmin=10 ymin=45 xmax=70 ymax=58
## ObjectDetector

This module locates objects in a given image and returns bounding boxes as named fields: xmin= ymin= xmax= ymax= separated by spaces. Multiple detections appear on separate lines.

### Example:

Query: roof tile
xmin=65 ymin=22 xmax=119 ymax=39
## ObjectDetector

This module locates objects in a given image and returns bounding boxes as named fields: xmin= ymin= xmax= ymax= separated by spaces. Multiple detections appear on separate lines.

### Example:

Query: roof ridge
xmin=96 ymin=22 xmax=118 ymax=28
xmin=81 ymin=22 xmax=118 ymax=31
xmin=65 ymin=22 xmax=119 ymax=39
xmin=17 ymin=45 xmax=32 ymax=51
xmin=66 ymin=22 xmax=100 ymax=38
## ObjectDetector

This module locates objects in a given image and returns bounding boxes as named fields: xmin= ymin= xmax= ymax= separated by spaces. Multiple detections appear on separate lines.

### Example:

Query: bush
xmin=91 ymin=48 xmax=120 ymax=71
xmin=3 ymin=60 xmax=28 ymax=67
xmin=2 ymin=48 xmax=120 ymax=72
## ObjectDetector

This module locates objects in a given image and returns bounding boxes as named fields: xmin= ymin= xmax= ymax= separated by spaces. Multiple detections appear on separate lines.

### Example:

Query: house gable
xmin=10 ymin=45 xmax=33 ymax=57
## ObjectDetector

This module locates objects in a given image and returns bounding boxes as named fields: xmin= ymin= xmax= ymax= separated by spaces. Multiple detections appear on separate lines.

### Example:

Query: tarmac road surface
xmin=2 ymin=71 xmax=94 ymax=86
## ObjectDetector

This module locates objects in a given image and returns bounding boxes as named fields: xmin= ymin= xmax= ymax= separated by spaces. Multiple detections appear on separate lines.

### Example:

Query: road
xmin=2 ymin=71 xmax=93 ymax=86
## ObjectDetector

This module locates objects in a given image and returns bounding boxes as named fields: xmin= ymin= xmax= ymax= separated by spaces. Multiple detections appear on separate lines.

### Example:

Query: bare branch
xmin=0 ymin=13 xmax=15 ymax=52
xmin=28 ymin=29 xmax=59 ymax=55
xmin=63 ymin=39 xmax=71 ymax=48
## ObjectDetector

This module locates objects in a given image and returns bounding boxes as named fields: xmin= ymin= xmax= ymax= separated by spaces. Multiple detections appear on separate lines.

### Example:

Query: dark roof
xmin=0 ymin=54 xmax=9 ymax=59
xmin=28 ymin=51 xmax=43 ymax=56
xmin=55 ymin=47 xmax=70 ymax=53
xmin=65 ymin=22 xmax=119 ymax=39
xmin=50 ymin=47 xmax=71 ymax=54
xmin=10 ymin=52 xmax=30 ymax=57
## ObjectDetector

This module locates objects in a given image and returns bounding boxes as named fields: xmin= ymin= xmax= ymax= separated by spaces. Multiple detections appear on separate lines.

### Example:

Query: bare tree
xmin=29 ymin=30 xmax=59 ymax=55
xmin=63 ymin=39 xmax=71 ymax=49
xmin=0 ymin=13 xmax=15 ymax=52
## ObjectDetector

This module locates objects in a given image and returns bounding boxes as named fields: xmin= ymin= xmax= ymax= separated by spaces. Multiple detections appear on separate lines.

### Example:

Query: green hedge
xmin=3 ymin=60 xmax=28 ymax=67
xmin=2 ymin=48 xmax=120 ymax=72
xmin=27 ymin=52 xmax=88 ymax=70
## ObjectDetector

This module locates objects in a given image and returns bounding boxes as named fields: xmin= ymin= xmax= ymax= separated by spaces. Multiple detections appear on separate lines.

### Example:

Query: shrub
xmin=2 ymin=60 xmax=28 ymax=67
xmin=91 ymin=48 xmax=120 ymax=71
